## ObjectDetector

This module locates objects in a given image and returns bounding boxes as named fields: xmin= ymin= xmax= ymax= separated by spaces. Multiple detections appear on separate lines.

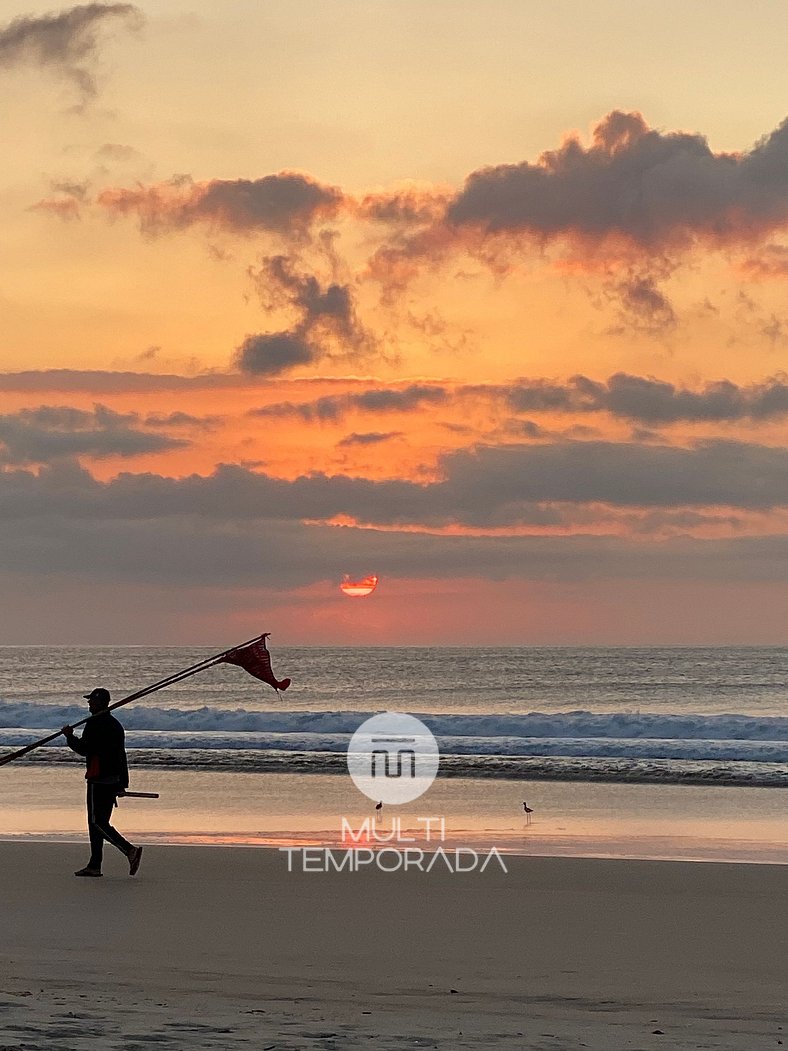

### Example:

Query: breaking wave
xmin=2 ymin=702 xmax=788 ymax=741
xmin=1 ymin=703 xmax=786 ymax=787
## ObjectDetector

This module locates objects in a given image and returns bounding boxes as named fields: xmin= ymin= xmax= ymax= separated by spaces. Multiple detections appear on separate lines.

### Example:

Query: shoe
xmin=74 ymin=867 xmax=102 ymax=877
xmin=128 ymin=846 xmax=143 ymax=876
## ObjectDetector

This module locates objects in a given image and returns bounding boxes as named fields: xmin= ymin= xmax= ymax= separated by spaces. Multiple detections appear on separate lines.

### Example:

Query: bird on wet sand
xmin=522 ymin=801 xmax=534 ymax=826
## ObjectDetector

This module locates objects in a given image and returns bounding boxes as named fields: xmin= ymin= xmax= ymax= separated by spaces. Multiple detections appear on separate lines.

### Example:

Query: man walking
xmin=62 ymin=687 xmax=143 ymax=878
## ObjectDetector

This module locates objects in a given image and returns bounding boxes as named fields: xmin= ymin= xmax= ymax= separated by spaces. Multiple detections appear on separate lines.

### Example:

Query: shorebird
xmin=375 ymin=801 xmax=383 ymax=815
xmin=522 ymin=801 xmax=534 ymax=826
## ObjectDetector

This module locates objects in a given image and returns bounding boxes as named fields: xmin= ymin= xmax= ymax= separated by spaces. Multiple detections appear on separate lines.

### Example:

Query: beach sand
xmin=0 ymin=843 xmax=785 ymax=1049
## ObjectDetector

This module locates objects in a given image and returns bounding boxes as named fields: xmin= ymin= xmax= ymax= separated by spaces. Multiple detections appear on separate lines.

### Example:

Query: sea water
xmin=0 ymin=646 xmax=786 ymax=861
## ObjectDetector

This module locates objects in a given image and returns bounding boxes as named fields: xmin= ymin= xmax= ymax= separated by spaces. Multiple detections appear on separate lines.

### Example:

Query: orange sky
xmin=1 ymin=0 xmax=788 ymax=643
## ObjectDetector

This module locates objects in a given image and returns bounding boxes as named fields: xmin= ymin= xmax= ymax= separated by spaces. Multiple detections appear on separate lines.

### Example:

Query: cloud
xmin=95 ymin=141 xmax=141 ymax=163
xmin=7 ymin=369 xmax=784 ymax=429
xmin=353 ymin=386 xmax=448 ymax=412
xmin=613 ymin=273 xmax=677 ymax=334
xmin=3 ymin=437 xmax=788 ymax=534
xmin=0 ymin=3 xmax=143 ymax=106
xmin=429 ymin=440 xmax=788 ymax=519
xmin=235 ymin=332 xmax=316 ymax=376
xmin=79 ymin=112 xmax=788 ymax=343
xmin=29 ymin=177 xmax=92 ymax=220
xmin=504 ymin=419 xmax=548 ymax=439
xmin=235 ymin=255 xmax=377 ymax=376
xmin=447 ymin=110 xmax=788 ymax=251
xmin=143 ymin=411 xmax=220 ymax=430
xmin=98 ymin=172 xmax=342 ymax=237
xmin=0 ymin=369 xmax=248 ymax=393
xmin=251 ymin=383 xmax=449 ymax=421
xmin=601 ymin=373 xmax=788 ymax=423
xmin=29 ymin=195 xmax=82 ymax=220
xmin=742 ymin=244 xmax=788 ymax=279
xmin=252 ymin=255 xmax=364 ymax=345
xmin=0 ymin=404 xmax=187 ymax=465
xmin=502 ymin=372 xmax=788 ymax=424
xmin=337 ymin=431 xmax=403 ymax=447
xmin=80 ymin=111 xmax=788 ymax=323
xmin=249 ymin=372 xmax=788 ymax=427
xmin=0 ymin=461 xmax=786 ymax=590
xmin=357 ymin=186 xmax=450 ymax=225
xmin=357 ymin=112 xmax=788 ymax=318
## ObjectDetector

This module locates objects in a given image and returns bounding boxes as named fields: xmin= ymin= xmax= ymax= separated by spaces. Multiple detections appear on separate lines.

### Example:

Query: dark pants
xmin=87 ymin=783 xmax=133 ymax=869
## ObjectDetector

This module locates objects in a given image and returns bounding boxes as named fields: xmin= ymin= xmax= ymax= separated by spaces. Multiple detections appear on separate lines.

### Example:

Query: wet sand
xmin=2 ymin=766 xmax=787 ymax=865
xmin=0 ymin=842 xmax=786 ymax=1049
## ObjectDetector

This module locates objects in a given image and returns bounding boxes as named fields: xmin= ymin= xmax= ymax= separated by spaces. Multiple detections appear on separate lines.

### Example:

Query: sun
xmin=339 ymin=574 xmax=379 ymax=598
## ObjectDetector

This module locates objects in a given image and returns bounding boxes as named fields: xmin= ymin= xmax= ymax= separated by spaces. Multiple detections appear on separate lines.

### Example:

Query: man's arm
xmin=62 ymin=724 xmax=89 ymax=756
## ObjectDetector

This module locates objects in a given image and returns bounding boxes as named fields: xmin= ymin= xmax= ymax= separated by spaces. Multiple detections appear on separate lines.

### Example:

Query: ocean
xmin=1 ymin=645 xmax=786 ymax=862
xmin=2 ymin=645 xmax=787 ymax=785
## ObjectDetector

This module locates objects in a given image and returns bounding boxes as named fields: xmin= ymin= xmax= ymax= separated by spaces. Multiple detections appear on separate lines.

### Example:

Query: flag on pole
xmin=0 ymin=630 xmax=290 ymax=770
xmin=220 ymin=635 xmax=291 ymax=692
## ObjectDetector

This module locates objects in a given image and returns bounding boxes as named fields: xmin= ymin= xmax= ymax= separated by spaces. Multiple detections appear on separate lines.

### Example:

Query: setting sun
xmin=339 ymin=575 xmax=379 ymax=598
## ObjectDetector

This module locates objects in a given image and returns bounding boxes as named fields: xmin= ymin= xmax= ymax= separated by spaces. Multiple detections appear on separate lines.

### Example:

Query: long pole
xmin=0 ymin=632 xmax=268 ymax=769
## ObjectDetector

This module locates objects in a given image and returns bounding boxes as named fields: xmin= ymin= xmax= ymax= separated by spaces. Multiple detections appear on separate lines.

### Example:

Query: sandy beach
xmin=1 ymin=843 xmax=785 ymax=1049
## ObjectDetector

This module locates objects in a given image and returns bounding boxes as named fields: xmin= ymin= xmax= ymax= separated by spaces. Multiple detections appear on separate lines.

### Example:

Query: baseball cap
xmin=83 ymin=687 xmax=111 ymax=706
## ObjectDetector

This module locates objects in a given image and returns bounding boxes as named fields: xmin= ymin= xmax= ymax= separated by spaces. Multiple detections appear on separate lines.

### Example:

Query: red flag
xmin=220 ymin=636 xmax=291 ymax=692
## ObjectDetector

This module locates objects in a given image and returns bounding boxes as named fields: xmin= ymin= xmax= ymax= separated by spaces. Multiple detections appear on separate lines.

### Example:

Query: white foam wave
xmin=0 ymin=727 xmax=785 ymax=763
xmin=15 ymin=746 xmax=788 ymax=788
xmin=1 ymin=703 xmax=787 ymax=743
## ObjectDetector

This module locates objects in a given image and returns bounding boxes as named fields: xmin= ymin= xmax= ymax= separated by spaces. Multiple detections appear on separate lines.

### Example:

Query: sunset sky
xmin=2 ymin=0 xmax=788 ymax=644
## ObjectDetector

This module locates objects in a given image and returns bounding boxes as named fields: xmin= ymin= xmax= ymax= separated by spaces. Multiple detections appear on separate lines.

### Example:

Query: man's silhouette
xmin=62 ymin=687 xmax=143 ymax=878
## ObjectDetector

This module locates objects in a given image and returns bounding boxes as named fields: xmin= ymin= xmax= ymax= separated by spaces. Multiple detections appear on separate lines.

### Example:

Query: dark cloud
xmin=98 ymin=173 xmax=342 ymax=237
xmin=143 ymin=411 xmax=220 ymax=430
xmin=249 ymin=372 xmax=788 ymax=426
xmin=614 ymin=274 xmax=677 ymax=333
xmin=8 ymin=368 xmax=782 ymax=429
xmin=506 ymin=419 xmax=547 ymax=439
xmin=430 ymin=440 xmax=788 ymax=519
xmin=2 ymin=438 xmax=787 ymax=535
xmin=0 ymin=404 xmax=187 ymax=465
xmin=235 ymin=332 xmax=317 ymax=376
xmin=498 ymin=377 xmax=598 ymax=414
xmin=337 ymin=431 xmax=403 ymax=447
xmin=250 ymin=383 xmax=449 ymax=421
xmin=602 ymin=373 xmax=788 ymax=423
xmin=253 ymin=255 xmax=361 ymax=343
xmin=360 ymin=113 xmax=788 ymax=328
xmin=84 ymin=111 xmax=788 ymax=333
xmin=354 ymin=386 xmax=447 ymax=412
xmin=250 ymin=396 xmax=345 ymax=423
xmin=0 ymin=3 xmax=143 ymax=106
xmin=358 ymin=187 xmax=449 ymax=225
xmin=0 ymin=462 xmax=786 ymax=591
xmin=235 ymin=255 xmax=376 ymax=376
xmin=447 ymin=110 xmax=788 ymax=251
xmin=503 ymin=373 xmax=788 ymax=424
xmin=628 ymin=509 xmax=745 ymax=535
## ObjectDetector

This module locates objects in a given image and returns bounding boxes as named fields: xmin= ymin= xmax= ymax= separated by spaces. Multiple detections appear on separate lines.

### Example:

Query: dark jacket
xmin=65 ymin=711 xmax=129 ymax=788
